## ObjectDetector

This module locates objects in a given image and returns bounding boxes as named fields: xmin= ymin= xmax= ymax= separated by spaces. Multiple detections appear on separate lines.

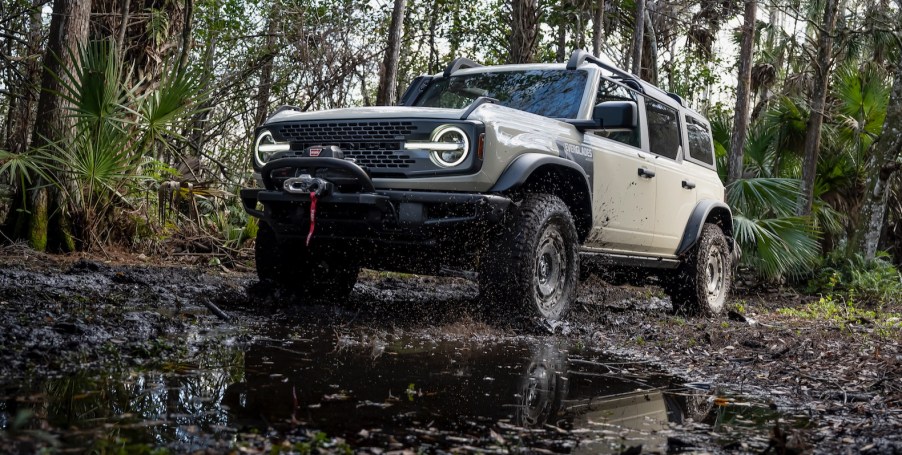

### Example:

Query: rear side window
xmin=644 ymin=99 xmax=681 ymax=160
xmin=686 ymin=116 xmax=714 ymax=165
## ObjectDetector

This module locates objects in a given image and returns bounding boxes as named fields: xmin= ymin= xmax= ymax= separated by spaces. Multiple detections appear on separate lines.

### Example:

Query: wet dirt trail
xmin=0 ymin=248 xmax=898 ymax=454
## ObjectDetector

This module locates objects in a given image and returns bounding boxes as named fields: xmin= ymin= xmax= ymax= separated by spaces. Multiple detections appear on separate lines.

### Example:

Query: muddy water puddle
xmin=0 ymin=329 xmax=800 ymax=453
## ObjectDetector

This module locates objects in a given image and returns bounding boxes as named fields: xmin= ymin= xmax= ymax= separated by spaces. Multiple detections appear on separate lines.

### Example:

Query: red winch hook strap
xmin=306 ymin=191 xmax=317 ymax=247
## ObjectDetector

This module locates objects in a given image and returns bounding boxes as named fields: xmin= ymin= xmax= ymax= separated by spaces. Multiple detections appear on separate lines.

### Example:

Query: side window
xmin=686 ymin=116 xmax=714 ymax=166
xmin=644 ymin=99 xmax=681 ymax=160
xmin=592 ymin=78 xmax=641 ymax=149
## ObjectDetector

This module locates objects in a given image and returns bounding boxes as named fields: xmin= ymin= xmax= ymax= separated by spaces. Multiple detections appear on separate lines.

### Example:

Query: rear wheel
xmin=665 ymin=223 xmax=731 ymax=315
xmin=255 ymin=221 xmax=359 ymax=302
xmin=479 ymin=193 xmax=579 ymax=320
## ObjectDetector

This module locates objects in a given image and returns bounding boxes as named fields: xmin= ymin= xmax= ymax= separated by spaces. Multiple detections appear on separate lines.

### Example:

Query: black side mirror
xmin=592 ymin=101 xmax=638 ymax=130
xmin=399 ymin=76 xmax=434 ymax=106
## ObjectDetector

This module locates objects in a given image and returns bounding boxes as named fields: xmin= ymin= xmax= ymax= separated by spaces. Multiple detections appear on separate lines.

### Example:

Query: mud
xmin=0 ymin=246 xmax=899 ymax=454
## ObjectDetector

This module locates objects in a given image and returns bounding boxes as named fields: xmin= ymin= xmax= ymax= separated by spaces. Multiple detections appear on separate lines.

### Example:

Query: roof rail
xmin=443 ymin=57 xmax=482 ymax=78
xmin=666 ymin=92 xmax=684 ymax=106
xmin=568 ymin=49 xmax=687 ymax=106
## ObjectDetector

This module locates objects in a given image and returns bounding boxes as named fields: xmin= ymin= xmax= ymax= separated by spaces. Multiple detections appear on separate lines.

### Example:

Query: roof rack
xmin=567 ymin=49 xmax=685 ymax=107
xmin=443 ymin=57 xmax=482 ymax=78
xmin=566 ymin=49 xmax=634 ymax=79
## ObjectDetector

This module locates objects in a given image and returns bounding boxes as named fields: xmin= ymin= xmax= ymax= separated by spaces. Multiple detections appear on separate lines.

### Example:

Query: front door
xmin=582 ymin=134 xmax=656 ymax=253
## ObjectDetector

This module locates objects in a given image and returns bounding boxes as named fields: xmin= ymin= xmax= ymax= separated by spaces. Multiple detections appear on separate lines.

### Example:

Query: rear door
xmin=643 ymin=98 xmax=696 ymax=255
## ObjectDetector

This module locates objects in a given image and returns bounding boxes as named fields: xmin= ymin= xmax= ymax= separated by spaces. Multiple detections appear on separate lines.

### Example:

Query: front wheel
xmin=255 ymin=221 xmax=359 ymax=302
xmin=479 ymin=193 xmax=579 ymax=321
xmin=665 ymin=223 xmax=732 ymax=315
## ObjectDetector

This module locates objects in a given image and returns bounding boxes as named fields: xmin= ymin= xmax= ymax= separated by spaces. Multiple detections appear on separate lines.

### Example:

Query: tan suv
xmin=240 ymin=50 xmax=736 ymax=320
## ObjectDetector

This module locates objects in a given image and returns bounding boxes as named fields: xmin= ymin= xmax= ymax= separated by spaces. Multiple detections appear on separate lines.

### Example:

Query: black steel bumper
xmin=240 ymin=157 xmax=511 ymax=244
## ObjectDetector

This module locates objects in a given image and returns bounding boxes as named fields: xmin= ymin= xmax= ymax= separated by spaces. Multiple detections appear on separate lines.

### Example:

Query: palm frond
xmin=733 ymin=214 xmax=821 ymax=280
xmin=727 ymin=177 xmax=803 ymax=218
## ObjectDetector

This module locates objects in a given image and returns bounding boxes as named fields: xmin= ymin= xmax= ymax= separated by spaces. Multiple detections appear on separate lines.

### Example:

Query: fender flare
xmin=675 ymin=200 xmax=734 ymax=256
xmin=489 ymin=153 xmax=590 ymax=193
xmin=489 ymin=153 xmax=593 ymax=241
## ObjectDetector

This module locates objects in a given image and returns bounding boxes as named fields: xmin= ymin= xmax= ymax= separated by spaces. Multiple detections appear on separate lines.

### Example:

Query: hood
xmin=265 ymin=106 xmax=468 ymax=124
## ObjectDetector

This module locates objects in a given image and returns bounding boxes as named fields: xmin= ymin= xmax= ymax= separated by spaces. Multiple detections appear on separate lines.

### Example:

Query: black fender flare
xmin=489 ymin=153 xmax=593 ymax=241
xmin=675 ymin=200 xmax=735 ymax=256
xmin=490 ymin=153 xmax=590 ymax=193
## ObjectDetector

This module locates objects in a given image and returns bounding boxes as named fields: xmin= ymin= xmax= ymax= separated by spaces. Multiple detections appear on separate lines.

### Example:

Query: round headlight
xmin=429 ymin=126 xmax=469 ymax=168
xmin=254 ymin=130 xmax=289 ymax=168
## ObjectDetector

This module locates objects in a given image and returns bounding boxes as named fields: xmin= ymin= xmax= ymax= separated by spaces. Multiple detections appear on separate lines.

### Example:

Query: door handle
xmin=638 ymin=167 xmax=655 ymax=178
xmin=682 ymin=180 xmax=696 ymax=189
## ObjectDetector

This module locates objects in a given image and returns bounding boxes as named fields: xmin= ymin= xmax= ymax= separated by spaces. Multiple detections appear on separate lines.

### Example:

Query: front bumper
xmin=241 ymin=157 xmax=511 ymax=245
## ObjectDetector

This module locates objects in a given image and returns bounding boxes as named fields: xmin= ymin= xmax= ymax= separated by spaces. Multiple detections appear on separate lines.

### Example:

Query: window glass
xmin=592 ymin=78 xmax=641 ymax=148
xmin=415 ymin=70 xmax=587 ymax=118
xmin=644 ymin=99 xmax=681 ymax=160
xmin=686 ymin=116 xmax=714 ymax=165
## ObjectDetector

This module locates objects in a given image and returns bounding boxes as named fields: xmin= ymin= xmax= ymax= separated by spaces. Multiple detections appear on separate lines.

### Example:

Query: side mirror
xmin=399 ymin=75 xmax=434 ymax=106
xmin=592 ymin=101 xmax=638 ymax=130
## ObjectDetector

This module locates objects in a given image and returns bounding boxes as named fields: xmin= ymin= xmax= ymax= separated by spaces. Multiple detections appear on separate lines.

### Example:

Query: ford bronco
xmin=240 ymin=50 xmax=736 ymax=320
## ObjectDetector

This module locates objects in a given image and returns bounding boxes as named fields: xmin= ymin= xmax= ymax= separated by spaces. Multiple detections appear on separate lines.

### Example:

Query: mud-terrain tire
xmin=665 ymin=223 xmax=731 ymax=315
xmin=479 ymin=193 xmax=579 ymax=320
xmin=255 ymin=221 xmax=359 ymax=302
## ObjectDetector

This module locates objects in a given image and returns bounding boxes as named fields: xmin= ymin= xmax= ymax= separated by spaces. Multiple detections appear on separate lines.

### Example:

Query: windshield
xmin=414 ymin=69 xmax=588 ymax=119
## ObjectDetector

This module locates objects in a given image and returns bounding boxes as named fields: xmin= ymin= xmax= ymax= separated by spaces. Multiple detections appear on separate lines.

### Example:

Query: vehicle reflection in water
xmin=223 ymin=336 xmax=684 ymax=452
xmin=0 ymin=333 xmax=770 ymax=452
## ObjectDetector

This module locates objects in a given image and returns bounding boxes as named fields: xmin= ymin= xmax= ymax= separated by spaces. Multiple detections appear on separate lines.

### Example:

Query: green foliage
xmin=777 ymin=295 xmax=902 ymax=337
xmin=41 ymin=39 xmax=202 ymax=247
xmin=728 ymin=177 xmax=821 ymax=280
xmin=0 ymin=148 xmax=57 ymax=193
xmin=809 ymin=250 xmax=902 ymax=305
xmin=833 ymin=62 xmax=890 ymax=162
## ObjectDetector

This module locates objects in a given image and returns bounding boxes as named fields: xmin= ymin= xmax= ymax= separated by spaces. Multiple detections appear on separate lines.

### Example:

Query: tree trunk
xmin=592 ymin=0 xmax=604 ymax=57
xmin=556 ymin=22 xmax=566 ymax=62
xmin=91 ymin=0 xmax=187 ymax=94
xmin=186 ymin=34 xmax=217 ymax=162
xmin=4 ymin=0 xmax=42 ymax=156
xmin=376 ymin=0 xmax=406 ymax=106
xmin=428 ymin=4 xmax=438 ymax=73
xmin=17 ymin=0 xmax=93 ymax=251
xmin=253 ymin=12 xmax=279 ymax=128
xmin=115 ymin=0 xmax=130 ymax=59
xmin=853 ymin=53 xmax=902 ymax=260
xmin=31 ymin=0 xmax=92 ymax=150
xmin=640 ymin=8 xmax=657 ymax=84
xmin=574 ymin=0 xmax=585 ymax=50
xmin=629 ymin=0 xmax=646 ymax=75
xmin=176 ymin=0 xmax=193 ymax=76
xmin=798 ymin=0 xmax=838 ymax=215
xmin=727 ymin=0 xmax=758 ymax=186
xmin=509 ymin=0 xmax=540 ymax=63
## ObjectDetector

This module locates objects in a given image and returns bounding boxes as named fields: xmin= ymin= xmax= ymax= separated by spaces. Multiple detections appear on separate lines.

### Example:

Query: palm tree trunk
xmin=376 ymin=0 xmax=406 ymax=106
xmin=798 ymin=0 xmax=839 ymax=215
xmin=853 ymin=52 xmax=902 ymax=260
xmin=727 ymin=0 xmax=758 ymax=185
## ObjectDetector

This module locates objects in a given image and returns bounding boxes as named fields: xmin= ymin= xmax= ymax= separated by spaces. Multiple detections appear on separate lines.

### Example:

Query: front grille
xmin=274 ymin=121 xmax=418 ymax=169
